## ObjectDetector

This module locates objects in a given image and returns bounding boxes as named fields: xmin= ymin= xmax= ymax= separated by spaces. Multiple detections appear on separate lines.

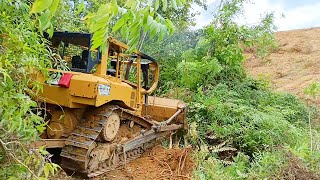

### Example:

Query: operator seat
xmin=107 ymin=69 xmax=116 ymax=76
xmin=107 ymin=59 xmax=117 ymax=77
xmin=71 ymin=56 xmax=81 ymax=68
xmin=80 ymin=50 xmax=88 ymax=69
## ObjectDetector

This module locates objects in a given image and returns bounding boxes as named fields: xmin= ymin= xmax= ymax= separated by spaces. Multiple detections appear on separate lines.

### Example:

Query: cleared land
xmin=245 ymin=27 xmax=320 ymax=105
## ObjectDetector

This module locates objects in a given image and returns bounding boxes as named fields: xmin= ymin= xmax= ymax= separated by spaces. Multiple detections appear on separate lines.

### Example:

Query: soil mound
xmin=279 ymin=153 xmax=320 ymax=180
xmin=52 ymin=146 xmax=194 ymax=180
xmin=245 ymin=27 xmax=320 ymax=105
xmin=98 ymin=146 xmax=194 ymax=180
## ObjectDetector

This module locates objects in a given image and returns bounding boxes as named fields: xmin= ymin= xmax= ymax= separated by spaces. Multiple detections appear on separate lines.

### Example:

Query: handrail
xmin=145 ymin=61 xmax=159 ymax=94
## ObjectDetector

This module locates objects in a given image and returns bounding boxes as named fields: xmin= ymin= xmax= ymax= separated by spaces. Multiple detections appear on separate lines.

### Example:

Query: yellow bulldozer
xmin=31 ymin=32 xmax=187 ymax=177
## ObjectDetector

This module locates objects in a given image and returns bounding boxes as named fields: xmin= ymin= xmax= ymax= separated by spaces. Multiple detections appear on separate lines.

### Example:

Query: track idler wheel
xmin=101 ymin=112 xmax=120 ymax=141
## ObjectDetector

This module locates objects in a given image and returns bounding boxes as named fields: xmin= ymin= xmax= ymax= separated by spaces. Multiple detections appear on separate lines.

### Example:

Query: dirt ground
xmin=244 ymin=27 xmax=320 ymax=105
xmin=95 ymin=146 xmax=194 ymax=180
xmin=54 ymin=145 xmax=194 ymax=180
xmin=279 ymin=153 xmax=320 ymax=180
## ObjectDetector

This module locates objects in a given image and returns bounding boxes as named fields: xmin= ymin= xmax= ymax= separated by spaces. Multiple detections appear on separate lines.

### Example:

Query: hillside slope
xmin=245 ymin=27 xmax=320 ymax=104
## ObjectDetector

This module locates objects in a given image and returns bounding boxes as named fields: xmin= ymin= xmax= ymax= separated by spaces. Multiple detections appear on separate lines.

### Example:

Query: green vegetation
xmin=0 ymin=0 xmax=187 ymax=179
xmin=0 ymin=1 xmax=59 ymax=178
xmin=1 ymin=0 xmax=319 ymax=179
xmin=144 ymin=0 xmax=320 ymax=178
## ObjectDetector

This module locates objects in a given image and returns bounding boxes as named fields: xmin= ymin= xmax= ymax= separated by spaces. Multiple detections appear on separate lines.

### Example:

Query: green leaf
xmin=112 ymin=14 xmax=127 ymax=32
xmin=155 ymin=0 xmax=160 ymax=11
xmin=131 ymin=0 xmax=140 ymax=10
xmin=171 ymin=0 xmax=177 ymax=10
xmin=96 ymin=3 xmax=111 ymax=17
xmin=48 ymin=0 xmax=60 ymax=17
xmin=43 ymin=164 xmax=50 ymax=177
xmin=128 ymin=35 xmax=139 ymax=47
xmin=31 ymin=0 xmax=53 ymax=13
xmin=124 ymin=0 xmax=134 ymax=8
xmin=47 ymin=23 xmax=54 ymax=37
xmin=143 ymin=11 xmax=148 ymax=25
xmin=165 ymin=19 xmax=175 ymax=35
xmin=120 ymin=25 xmax=129 ymax=39
xmin=76 ymin=0 xmax=85 ymax=15
xmin=129 ymin=23 xmax=141 ymax=39
xmin=150 ymin=25 xmax=158 ymax=39
xmin=90 ymin=18 xmax=108 ymax=33
xmin=159 ymin=24 xmax=167 ymax=40
xmin=147 ymin=15 xmax=153 ymax=26
xmin=162 ymin=0 xmax=167 ymax=11
xmin=93 ymin=29 xmax=107 ymax=43
xmin=39 ymin=9 xmax=51 ymax=32
xmin=157 ymin=14 xmax=165 ymax=24
xmin=176 ymin=0 xmax=182 ymax=7
xmin=110 ymin=0 xmax=119 ymax=15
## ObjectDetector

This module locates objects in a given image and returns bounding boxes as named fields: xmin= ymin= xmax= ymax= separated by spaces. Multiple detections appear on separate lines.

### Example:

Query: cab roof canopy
xmin=48 ymin=31 xmax=157 ymax=62
xmin=49 ymin=31 xmax=92 ymax=48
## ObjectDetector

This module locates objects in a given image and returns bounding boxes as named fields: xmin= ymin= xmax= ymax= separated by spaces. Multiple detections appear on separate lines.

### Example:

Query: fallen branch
xmin=0 ymin=139 xmax=40 ymax=180
xmin=152 ymin=155 xmax=173 ymax=178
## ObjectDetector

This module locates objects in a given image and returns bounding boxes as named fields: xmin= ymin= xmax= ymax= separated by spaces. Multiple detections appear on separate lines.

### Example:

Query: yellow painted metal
xmin=142 ymin=96 xmax=187 ymax=129
xmin=116 ymin=52 xmax=121 ymax=78
xmin=37 ymin=73 xmax=136 ymax=109
xmin=46 ymin=107 xmax=85 ymax=139
xmin=94 ymin=45 xmax=109 ymax=76
xmin=145 ymin=61 xmax=159 ymax=94
xmin=69 ymin=75 xmax=99 ymax=98
xmin=136 ymin=56 xmax=142 ymax=108
xmin=32 ymin=36 xmax=187 ymax=144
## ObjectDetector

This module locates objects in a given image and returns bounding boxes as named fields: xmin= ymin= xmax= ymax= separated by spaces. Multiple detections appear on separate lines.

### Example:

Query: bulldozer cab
xmin=48 ymin=31 xmax=159 ymax=96
xmin=50 ymin=32 xmax=101 ymax=73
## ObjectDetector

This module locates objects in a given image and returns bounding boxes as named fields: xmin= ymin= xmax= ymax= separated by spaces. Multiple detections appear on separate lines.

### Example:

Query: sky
xmin=192 ymin=0 xmax=320 ymax=31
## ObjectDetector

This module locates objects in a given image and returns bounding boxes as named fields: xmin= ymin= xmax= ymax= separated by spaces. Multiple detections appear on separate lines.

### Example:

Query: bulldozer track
xmin=60 ymin=105 xmax=165 ymax=177
xmin=87 ymin=140 xmax=156 ymax=177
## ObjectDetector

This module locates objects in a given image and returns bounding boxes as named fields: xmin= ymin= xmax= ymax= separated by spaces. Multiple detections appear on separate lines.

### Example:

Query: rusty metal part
xmin=87 ymin=140 xmax=156 ymax=177
xmin=128 ymin=120 xmax=134 ymax=128
xmin=120 ymin=108 xmax=153 ymax=128
xmin=46 ymin=107 xmax=84 ymax=139
xmin=47 ymin=122 xmax=63 ymax=139
xmin=29 ymin=139 xmax=66 ymax=148
xmin=101 ymin=112 xmax=120 ymax=141
xmin=161 ymin=109 xmax=183 ymax=125
xmin=121 ymin=130 xmax=168 ymax=152
xmin=59 ymin=105 xmax=167 ymax=176
xmin=57 ymin=104 xmax=183 ymax=177
xmin=143 ymin=96 xmax=188 ymax=130
xmin=153 ymin=124 xmax=184 ymax=132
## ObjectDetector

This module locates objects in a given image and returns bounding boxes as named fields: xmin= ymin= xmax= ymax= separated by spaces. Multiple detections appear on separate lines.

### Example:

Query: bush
xmin=155 ymin=0 xmax=320 ymax=178
xmin=189 ymin=79 xmax=312 ymax=155
xmin=0 ymin=1 xmax=59 ymax=178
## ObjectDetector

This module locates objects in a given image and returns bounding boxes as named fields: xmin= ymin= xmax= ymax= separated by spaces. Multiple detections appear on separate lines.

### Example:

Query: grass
xmin=181 ymin=78 xmax=320 ymax=179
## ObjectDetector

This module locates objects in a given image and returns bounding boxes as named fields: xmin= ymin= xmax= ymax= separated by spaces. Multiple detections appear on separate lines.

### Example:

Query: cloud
xmin=192 ymin=0 xmax=320 ymax=31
